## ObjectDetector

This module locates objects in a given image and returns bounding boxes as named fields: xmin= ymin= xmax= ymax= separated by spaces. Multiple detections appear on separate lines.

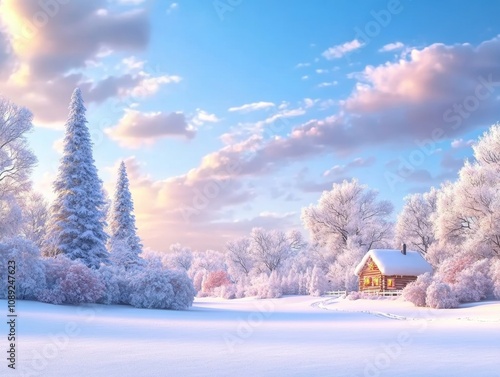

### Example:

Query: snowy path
xmin=316 ymin=296 xmax=500 ymax=323
xmin=1 ymin=297 xmax=499 ymax=377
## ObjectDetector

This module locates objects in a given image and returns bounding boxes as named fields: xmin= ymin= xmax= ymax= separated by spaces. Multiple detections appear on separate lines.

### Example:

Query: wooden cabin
xmin=354 ymin=246 xmax=432 ymax=293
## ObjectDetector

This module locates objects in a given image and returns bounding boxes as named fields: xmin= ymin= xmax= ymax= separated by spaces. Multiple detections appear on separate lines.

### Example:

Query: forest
xmin=1 ymin=89 xmax=499 ymax=310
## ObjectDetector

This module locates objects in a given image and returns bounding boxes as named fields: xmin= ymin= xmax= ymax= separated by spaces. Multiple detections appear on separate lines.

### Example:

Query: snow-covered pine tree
xmin=108 ymin=161 xmax=143 ymax=269
xmin=44 ymin=88 xmax=109 ymax=268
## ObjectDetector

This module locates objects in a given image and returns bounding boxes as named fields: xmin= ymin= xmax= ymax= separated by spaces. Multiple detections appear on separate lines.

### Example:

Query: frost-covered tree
xmin=250 ymin=228 xmax=305 ymax=274
xmin=44 ymin=88 xmax=109 ymax=268
xmin=162 ymin=243 xmax=193 ymax=271
xmin=225 ymin=237 xmax=254 ymax=278
xmin=302 ymin=179 xmax=393 ymax=253
xmin=19 ymin=191 xmax=49 ymax=248
xmin=0 ymin=194 xmax=23 ymax=240
xmin=0 ymin=97 xmax=37 ymax=196
xmin=308 ymin=266 xmax=329 ymax=296
xmin=433 ymin=124 xmax=500 ymax=259
xmin=108 ymin=161 xmax=143 ymax=269
xmin=395 ymin=188 xmax=437 ymax=255
xmin=302 ymin=179 xmax=393 ymax=289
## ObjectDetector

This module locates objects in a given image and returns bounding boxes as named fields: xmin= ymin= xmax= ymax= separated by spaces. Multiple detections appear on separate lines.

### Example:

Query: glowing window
xmin=363 ymin=277 xmax=372 ymax=286
xmin=373 ymin=277 xmax=380 ymax=286
xmin=387 ymin=278 xmax=395 ymax=288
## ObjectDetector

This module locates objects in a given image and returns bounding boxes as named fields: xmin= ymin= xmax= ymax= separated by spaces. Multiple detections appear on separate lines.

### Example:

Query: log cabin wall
xmin=358 ymin=257 xmax=383 ymax=292
xmin=358 ymin=257 xmax=419 ymax=292
xmin=382 ymin=275 xmax=417 ymax=291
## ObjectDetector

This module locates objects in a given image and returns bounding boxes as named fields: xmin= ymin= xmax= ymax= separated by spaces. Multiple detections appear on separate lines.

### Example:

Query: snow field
xmin=2 ymin=296 xmax=499 ymax=377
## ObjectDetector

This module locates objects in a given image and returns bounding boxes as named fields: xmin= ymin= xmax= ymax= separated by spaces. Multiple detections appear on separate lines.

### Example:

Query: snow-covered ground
xmin=2 ymin=296 xmax=499 ymax=377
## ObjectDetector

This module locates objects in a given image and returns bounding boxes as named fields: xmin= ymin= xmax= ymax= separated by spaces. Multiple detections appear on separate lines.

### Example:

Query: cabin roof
xmin=354 ymin=249 xmax=433 ymax=276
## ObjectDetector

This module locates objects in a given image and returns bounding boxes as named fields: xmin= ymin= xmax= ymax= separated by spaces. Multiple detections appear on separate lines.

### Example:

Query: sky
xmin=1 ymin=0 xmax=500 ymax=252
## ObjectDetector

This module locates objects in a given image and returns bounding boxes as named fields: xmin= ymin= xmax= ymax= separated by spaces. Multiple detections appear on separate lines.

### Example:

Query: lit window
xmin=373 ymin=277 xmax=380 ymax=286
xmin=363 ymin=277 xmax=372 ymax=286
xmin=387 ymin=278 xmax=395 ymax=288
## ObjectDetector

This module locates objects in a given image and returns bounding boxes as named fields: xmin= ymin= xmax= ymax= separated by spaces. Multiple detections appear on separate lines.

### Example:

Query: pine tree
xmin=108 ymin=161 xmax=143 ymax=269
xmin=44 ymin=88 xmax=108 ymax=268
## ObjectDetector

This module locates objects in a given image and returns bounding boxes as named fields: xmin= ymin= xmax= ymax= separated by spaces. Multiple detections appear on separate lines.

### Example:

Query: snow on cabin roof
xmin=354 ymin=249 xmax=433 ymax=276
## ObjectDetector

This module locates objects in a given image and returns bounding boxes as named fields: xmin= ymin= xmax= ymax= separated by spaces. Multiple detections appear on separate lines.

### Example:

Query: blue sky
xmin=1 ymin=0 xmax=500 ymax=251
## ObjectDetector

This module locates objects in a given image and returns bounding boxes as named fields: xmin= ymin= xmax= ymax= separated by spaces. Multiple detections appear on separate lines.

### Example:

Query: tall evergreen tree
xmin=108 ymin=161 xmax=143 ymax=269
xmin=44 ymin=88 xmax=108 ymax=268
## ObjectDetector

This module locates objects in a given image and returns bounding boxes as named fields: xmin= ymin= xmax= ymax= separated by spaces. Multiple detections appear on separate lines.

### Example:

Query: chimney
xmin=401 ymin=243 xmax=407 ymax=255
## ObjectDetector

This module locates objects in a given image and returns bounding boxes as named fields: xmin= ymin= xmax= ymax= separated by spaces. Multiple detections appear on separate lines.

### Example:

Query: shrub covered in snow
xmin=452 ymin=259 xmax=492 ymax=303
xmin=346 ymin=291 xmax=386 ymax=300
xmin=246 ymin=272 xmax=283 ymax=299
xmin=426 ymin=281 xmax=458 ymax=309
xmin=129 ymin=268 xmax=195 ymax=310
xmin=96 ymin=264 xmax=124 ymax=305
xmin=402 ymin=272 xmax=433 ymax=307
xmin=0 ymin=237 xmax=46 ymax=300
xmin=491 ymin=259 xmax=500 ymax=299
xmin=308 ymin=266 xmax=329 ymax=296
xmin=39 ymin=256 xmax=104 ymax=305
xmin=60 ymin=263 xmax=105 ymax=304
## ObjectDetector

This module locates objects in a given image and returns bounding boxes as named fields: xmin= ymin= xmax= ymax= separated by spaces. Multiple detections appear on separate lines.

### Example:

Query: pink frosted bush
xmin=426 ymin=281 xmax=458 ymax=309
xmin=437 ymin=253 xmax=476 ymax=285
xmin=452 ymin=259 xmax=492 ymax=303
xmin=39 ymin=256 xmax=104 ymax=304
xmin=402 ymin=272 xmax=433 ymax=307
xmin=202 ymin=270 xmax=231 ymax=293
xmin=60 ymin=263 xmax=105 ymax=304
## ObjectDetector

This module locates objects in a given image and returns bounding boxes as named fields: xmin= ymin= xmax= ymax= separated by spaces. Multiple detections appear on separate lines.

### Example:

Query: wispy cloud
xmin=317 ymin=81 xmax=338 ymax=88
xmin=295 ymin=62 xmax=311 ymax=68
xmin=228 ymin=101 xmax=275 ymax=113
xmin=322 ymin=39 xmax=364 ymax=59
xmin=379 ymin=41 xmax=405 ymax=52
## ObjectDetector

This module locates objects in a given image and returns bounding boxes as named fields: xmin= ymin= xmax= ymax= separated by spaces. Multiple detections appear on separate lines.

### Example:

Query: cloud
xmin=191 ymin=109 xmax=220 ymax=127
xmin=171 ymin=37 xmax=500 ymax=200
xmin=0 ymin=1 xmax=177 ymax=126
xmin=1 ymin=0 xmax=149 ymax=79
xmin=106 ymin=110 xmax=195 ymax=148
xmin=317 ymin=81 xmax=338 ymax=88
xmin=323 ymin=156 xmax=376 ymax=177
xmin=343 ymin=36 xmax=500 ymax=144
xmin=118 ymin=0 xmax=146 ymax=4
xmin=379 ymin=42 xmax=405 ymax=52
xmin=451 ymin=138 xmax=474 ymax=149
xmin=166 ymin=3 xmax=179 ymax=14
xmin=0 ymin=0 xmax=189 ymax=129
xmin=322 ymin=39 xmax=364 ymax=60
xmin=228 ymin=101 xmax=275 ymax=113
xmin=295 ymin=62 xmax=310 ymax=68
xmin=107 ymin=157 xmax=271 ymax=251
